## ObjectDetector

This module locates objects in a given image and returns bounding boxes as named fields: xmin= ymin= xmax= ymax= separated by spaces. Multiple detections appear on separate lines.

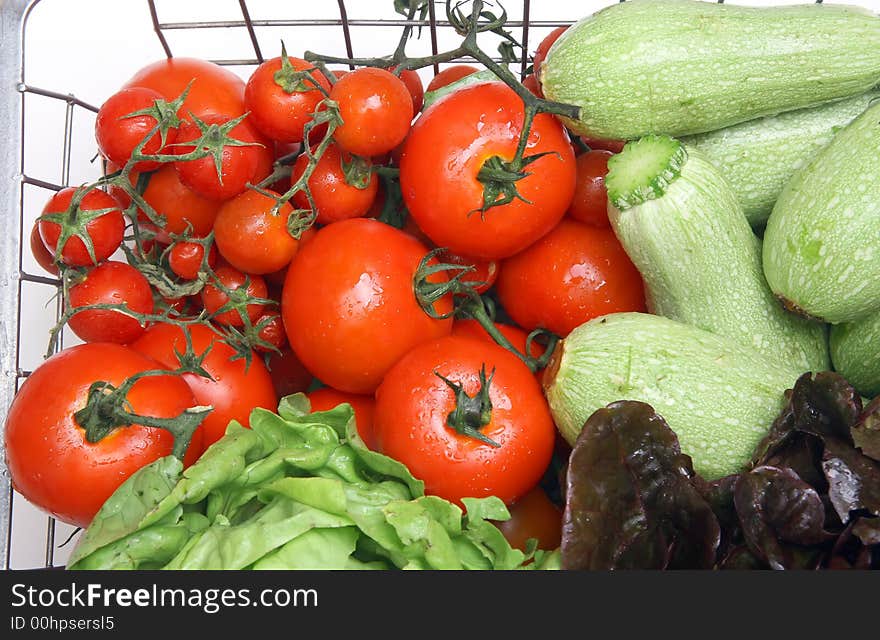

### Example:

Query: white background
xmin=10 ymin=0 xmax=880 ymax=568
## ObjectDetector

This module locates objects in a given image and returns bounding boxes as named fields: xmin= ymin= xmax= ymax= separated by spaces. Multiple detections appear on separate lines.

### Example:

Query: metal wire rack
xmin=0 ymin=0 xmax=849 ymax=569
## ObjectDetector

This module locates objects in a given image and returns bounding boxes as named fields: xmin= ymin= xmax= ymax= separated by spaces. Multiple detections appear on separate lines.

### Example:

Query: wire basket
xmin=0 ymin=0 xmax=861 ymax=570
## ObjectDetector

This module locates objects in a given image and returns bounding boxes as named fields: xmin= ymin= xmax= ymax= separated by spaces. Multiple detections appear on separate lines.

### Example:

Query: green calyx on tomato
xmin=273 ymin=42 xmax=329 ymax=95
xmin=475 ymin=146 xmax=559 ymax=216
xmin=435 ymin=364 xmax=500 ymax=448
xmin=38 ymin=187 xmax=122 ymax=267
xmin=340 ymin=152 xmax=374 ymax=190
xmin=175 ymin=112 xmax=264 ymax=183
xmin=120 ymin=84 xmax=189 ymax=153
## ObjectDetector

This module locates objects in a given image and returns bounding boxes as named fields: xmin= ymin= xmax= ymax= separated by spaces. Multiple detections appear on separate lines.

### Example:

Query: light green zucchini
xmin=762 ymin=102 xmax=880 ymax=324
xmin=682 ymin=89 xmax=880 ymax=228
xmin=605 ymin=135 xmax=829 ymax=374
xmin=830 ymin=313 xmax=880 ymax=399
xmin=540 ymin=0 xmax=880 ymax=140
xmin=543 ymin=312 xmax=803 ymax=480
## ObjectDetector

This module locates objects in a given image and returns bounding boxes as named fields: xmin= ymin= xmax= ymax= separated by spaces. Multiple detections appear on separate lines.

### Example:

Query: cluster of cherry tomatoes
xmin=8 ymin=26 xmax=646 ymax=552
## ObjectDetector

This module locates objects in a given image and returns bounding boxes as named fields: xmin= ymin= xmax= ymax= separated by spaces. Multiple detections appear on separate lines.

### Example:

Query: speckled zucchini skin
xmin=607 ymin=144 xmax=829 ymax=374
xmin=831 ymin=313 xmax=880 ymax=399
xmin=544 ymin=313 xmax=804 ymax=480
xmin=762 ymin=102 xmax=880 ymax=324
xmin=540 ymin=0 xmax=880 ymax=140
xmin=682 ymin=90 xmax=880 ymax=228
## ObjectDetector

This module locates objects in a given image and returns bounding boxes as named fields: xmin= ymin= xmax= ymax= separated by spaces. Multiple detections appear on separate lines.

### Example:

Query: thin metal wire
xmin=520 ymin=0 xmax=530 ymax=78
xmin=148 ymin=0 xmax=173 ymax=58
xmin=336 ymin=0 xmax=355 ymax=69
xmin=19 ymin=85 xmax=98 ymax=113
xmin=238 ymin=0 xmax=263 ymax=64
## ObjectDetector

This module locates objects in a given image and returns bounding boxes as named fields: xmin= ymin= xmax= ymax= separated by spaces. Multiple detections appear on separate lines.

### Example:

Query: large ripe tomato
xmin=131 ymin=323 xmax=277 ymax=449
xmin=400 ymin=81 xmax=576 ymax=259
xmin=493 ymin=486 xmax=562 ymax=551
xmin=244 ymin=55 xmax=331 ymax=143
xmin=214 ymin=189 xmax=299 ymax=274
xmin=290 ymin=142 xmax=378 ymax=225
xmin=329 ymin=67 xmax=413 ymax=157
xmin=373 ymin=335 xmax=555 ymax=506
xmin=307 ymin=387 xmax=376 ymax=450
xmin=140 ymin=164 xmax=221 ymax=238
xmin=68 ymin=261 xmax=154 ymax=344
xmin=95 ymin=87 xmax=177 ymax=173
xmin=282 ymin=218 xmax=453 ymax=394
xmin=532 ymin=26 xmax=569 ymax=78
xmin=496 ymin=218 xmax=646 ymax=337
xmin=123 ymin=57 xmax=246 ymax=120
xmin=4 ymin=343 xmax=203 ymax=528
xmin=568 ymin=149 xmax=613 ymax=228
xmin=39 ymin=187 xmax=125 ymax=267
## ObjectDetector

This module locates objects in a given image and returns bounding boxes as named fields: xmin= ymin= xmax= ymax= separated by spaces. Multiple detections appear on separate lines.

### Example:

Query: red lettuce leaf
xmin=852 ymin=397 xmax=880 ymax=462
xmin=821 ymin=436 xmax=880 ymax=521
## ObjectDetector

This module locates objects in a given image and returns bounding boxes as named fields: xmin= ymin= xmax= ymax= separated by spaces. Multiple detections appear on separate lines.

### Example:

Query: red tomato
xmin=373 ymin=335 xmax=555 ymax=506
xmin=68 ymin=261 xmax=154 ymax=344
xmin=438 ymin=250 xmax=499 ymax=294
xmin=265 ymin=347 xmax=314 ymax=399
xmin=290 ymin=143 xmax=378 ymax=225
xmin=131 ymin=323 xmax=277 ymax=449
xmin=4 ymin=343 xmax=203 ymax=527
xmin=245 ymin=55 xmax=331 ymax=143
xmin=173 ymin=113 xmax=268 ymax=202
xmin=496 ymin=219 xmax=646 ymax=336
xmin=39 ymin=187 xmax=125 ymax=267
xmin=201 ymin=265 xmax=269 ymax=327
xmin=451 ymin=319 xmax=545 ymax=361
xmin=330 ymin=67 xmax=413 ymax=157
xmin=282 ymin=218 xmax=453 ymax=394
xmin=255 ymin=312 xmax=287 ymax=352
xmin=123 ymin=57 xmax=246 ymax=120
xmin=29 ymin=223 xmax=59 ymax=276
xmin=568 ymin=149 xmax=613 ymax=227
xmin=95 ymin=87 xmax=177 ymax=173
xmin=522 ymin=73 xmax=542 ymax=98
xmin=426 ymin=65 xmax=480 ymax=93
xmin=307 ymin=387 xmax=376 ymax=449
xmin=393 ymin=67 xmax=424 ymax=114
xmin=400 ymin=82 xmax=576 ymax=259
xmin=168 ymin=240 xmax=217 ymax=281
xmin=214 ymin=189 xmax=299 ymax=274
xmin=580 ymin=136 xmax=627 ymax=154
xmin=494 ymin=486 xmax=562 ymax=551
xmin=141 ymin=164 xmax=220 ymax=237
xmin=532 ymin=26 xmax=569 ymax=77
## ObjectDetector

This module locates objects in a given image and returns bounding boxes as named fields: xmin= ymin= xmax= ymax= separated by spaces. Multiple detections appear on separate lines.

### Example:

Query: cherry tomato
xmin=68 ymin=261 xmax=154 ymax=344
xmin=400 ymin=82 xmax=576 ymax=259
xmin=307 ymin=387 xmax=376 ymax=449
xmin=29 ymin=223 xmax=59 ymax=276
xmin=245 ymin=54 xmax=331 ymax=143
xmin=95 ymin=87 xmax=177 ymax=173
xmin=123 ymin=57 xmax=246 ymax=120
xmin=522 ymin=73 xmax=542 ymax=97
xmin=4 ymin=343 xmax=203 ymax=527
xmin=255 ymin=312 xmax=287 ymax=352
xmin=39 ymin=187 xmax=125 ymax=267
xmin=330 ymin=67 xmax=413 ymax=157
xmin=438 ymin=250 xmax=499 ymax=294
xmin=290 ymin=142 xmax=378 ymax=225
xmin=131 ymin=323 xmax=277 ymax=449
xmin=393 ymin=67 xmax=424 ymax=114
xmin=265 ymin=347 xmax=314 ymax=399
xmin=568 ymin=149 xmax=613 ymax=227
xmin=173 ymin=113 xmax=268 ymax=202
xmin=532 ymin=26 xmax=569 ymax=78
xmin=373 ymin=335 xmax=555 ymax=506
xmin=168 ymin=240 xmax=217 ymax=281
xmin=493 ymin=486 xmax=562 ymax=551
xmin=580 ymin=136 xmax=627 ymax=154
xmin=201 ymin=265 xmax=269 ymax=327
xmin=425 ymin=65 xmax=480 ymax=93
xmin=140 ymin=164 xmax=221 ymax=237
xmin=496 ymin=219 xmax=646 ymax=337
xmin=282 ymin=218 xmax=453 ymax=394
xmin=214 ymin=189 xmax=299 ymax=274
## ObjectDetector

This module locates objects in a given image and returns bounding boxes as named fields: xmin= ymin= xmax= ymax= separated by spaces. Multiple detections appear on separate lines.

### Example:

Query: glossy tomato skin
xmin=438 ymin=250 xmax=499 ymax=295
xmin=373 ymin=335 xmax=555 ymax=506
xmin=330 ymin=67 xmax=413 ymax=157
xmin=173 ymin=114 xmax=267 ymax=202
xmin=493 ymin=486 xmax=562 ymax=551
xmin=214 ymin=189 xmax=299 ymax=274
xmin=141 ymin=164 xmax=221 ymax=237
xmin=39 ymin=187 xmax=125 ymax=267
xmin=4 ymin=343 xmax=203 ymax=528
xmin=131 ymin=323 xmax=277 ymax=448
xmin=68 ymin=261 xmax=154 ymax=344
xmin=255 ymin=312 xmax=287 ymax=352
xmin=245 ymin=56 xmax=331 ymax=143
xmin=290 ymin=143 xmax=378 ymax=225
xmin=168 ymin=240 xmax=217 ymax=281
xmin=96 ymin=87 xmax=177 ymax=173
xmin=282 ymin=218 xmax=453 ymax=394
xmin=29 ymin=223 xmax=59 ymax=276
xmin=266 ymin=347 xmax=313 ymax=399
xmin=307 ymin=387 xmax=376 ymax=450
xmin=394 ymin=67 xmax=424 ymax=114
xmin=123 ymin=57 xmax=246 ymax=120
xmin=568 ymin=149 xmax=613 ymax=228
xmin=496 ymin=219 xmax=646 ymax=337
xmin=426 ymin=65 xmax=479 ymax=93
xmin=400 ymin=82 xmax=576 ymax=259
xmin=200 ymin=265 xmax=268 ymax=327
xmin=451 ymin=319 xmax=545 ymax=360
